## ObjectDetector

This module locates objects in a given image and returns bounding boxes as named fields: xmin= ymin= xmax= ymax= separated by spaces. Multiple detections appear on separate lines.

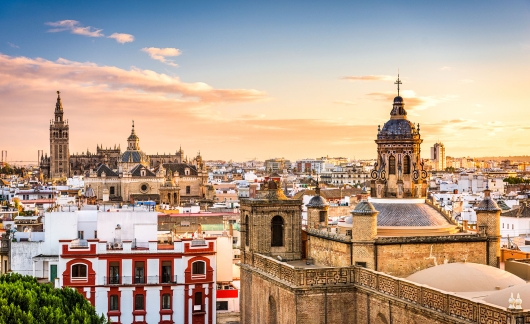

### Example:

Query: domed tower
xmin=118 ymin=121 xmax=150 ymax=172
xmin=350 ymin=189 xmax=378 ymax=269
xmin=476 ymin=188 xmax=501 ymax=267
xmin=370 ymin=75 xmax=428 ymax=198
xmin=306 ymin=180 xmax=329 ymax=229
xmin=49 ymin=91 xmax=70 ymax=179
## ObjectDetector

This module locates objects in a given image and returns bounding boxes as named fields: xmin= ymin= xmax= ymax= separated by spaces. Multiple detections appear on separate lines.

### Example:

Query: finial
xmin=57 ymin=90 xmax=60 ymax=96
xmin=394 ymin=72 xmax=402 ymax=96
xmin=417 ymin=123 xmax=420 ymax=132
xmin=132 ymin=120 xmax=134 ymax=128
xmin=378 ymin=125 xmax=380 ymax=132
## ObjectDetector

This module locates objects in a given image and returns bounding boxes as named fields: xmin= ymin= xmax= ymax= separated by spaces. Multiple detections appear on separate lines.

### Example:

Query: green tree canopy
xmin=0 ymin=273 xmax=107 ymax=324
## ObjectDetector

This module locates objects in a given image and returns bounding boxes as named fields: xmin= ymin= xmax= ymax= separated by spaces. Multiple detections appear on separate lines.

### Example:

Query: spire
xmin=55 ymin=91 xmax=63 ymax=112
xmin=131 ymin=120 xmax=135 ymax=135
xmin=394 ymin=71 xmax=402 ymax=96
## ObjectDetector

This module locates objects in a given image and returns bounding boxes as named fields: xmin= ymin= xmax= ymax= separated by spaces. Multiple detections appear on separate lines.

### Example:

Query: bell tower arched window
xmin=271 ymin=216 xmax=284 ymax=247
xmin=389 ymin=155 xmax=396 ymax=175
xmin=403 ymin=155 xmax=411 ymax=174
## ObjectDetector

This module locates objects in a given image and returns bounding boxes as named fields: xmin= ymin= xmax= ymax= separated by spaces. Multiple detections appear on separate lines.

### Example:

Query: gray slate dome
xmin=378 ymin=119 xmax=417 ymax=139
xmin=306 ymin=195 xmax=328 ymax=207
xmin=120 ymin=150 xmax=149 ymax=163
xmin=352 ymin=201 xmax=377 ymax=214
xmin=476 ymin=190 xmax=501 ymax=212
xmin=344 ymin=216 xmax=353 ymax=224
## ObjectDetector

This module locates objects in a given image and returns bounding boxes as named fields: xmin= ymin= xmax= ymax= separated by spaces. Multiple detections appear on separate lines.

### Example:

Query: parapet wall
xmin=241 ymin=253 xmax=528 ymax=324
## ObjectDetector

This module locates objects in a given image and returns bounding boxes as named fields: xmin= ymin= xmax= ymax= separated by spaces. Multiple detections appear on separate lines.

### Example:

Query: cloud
xmin=439 ymin=66 xmax=452 ymax=71
xmin=46 ymin=20 xmax=104 ymax=37
xmin=333 ymin=100 xmax=356 ymax=105
xmin=7 ymin=42 xmax=19 ymax=48
xmin=108 ymin=33 xmax=134 ymax=44
xmin=0 ymin=53 xmax=266 ymax=108
xmin=141 ymin=47 xmax=181 ymax=67
xmin=367 ymin=90 xmax=457 ymax=112
xmin=341 ymin=75 xmax=394 ymax=82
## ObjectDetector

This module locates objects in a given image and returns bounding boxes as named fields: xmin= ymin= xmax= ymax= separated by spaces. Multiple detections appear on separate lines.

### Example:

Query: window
xmin=71 ymin=264 xmax=87 ymax=278
xmin=512 ymin=224 xmax=514 ymax=230
xmin=193 ymin=292 xmax=202 ymax=311
xmin=110 ymin=295 xmax=119 ymax=311
xmin=110 ymin=186 xmax=115 ymax=195
xmin=135 ymin=261 xmax=145 ymax=284
xmin=346 ymin=230 xmax=352 ymax=237
xmin=403 ymin=155 xmax=411 ymax=174
xmin=109 ymin=261 xmax=120 ymax=284
xmin=162 ymin=294 xmax=171 ymax=309
xmin=271 ymin=216 xmax=284 ymax=247
xmin=161 ymin=261 xmax=172 ymax=283
xmin=135 ymin=294 xmax=144 ymax=310
xmin=186 ymin=186 xmax=191 ymax=194
xmin=232 ymin=236 xmax=238 ymax=245
xmin=192 ymin=261 xmax=206 ymax=276
xmin=319 ymin=211 xmax=326 ymax=222
xmin=389 ymin=155 xmax=396 ymax=175
xmin=216 ymin=301 xmax=228 ymax=311
xmin=355 ymin=261 xmax=367 ymax=268
xmin=77 ymin=231 xmax=84 ymax=239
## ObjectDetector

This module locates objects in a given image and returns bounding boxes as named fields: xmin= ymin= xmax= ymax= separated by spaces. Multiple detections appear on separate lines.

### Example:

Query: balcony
xmin=103 ymin=275 xmax=177 ymax=285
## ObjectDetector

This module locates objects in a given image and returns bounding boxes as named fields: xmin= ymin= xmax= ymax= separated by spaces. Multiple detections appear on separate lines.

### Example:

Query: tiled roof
xmin=372 ymin=202 xmax=451 ymax=226
xmin=496 ymin=200 xmax=511 ymax=211
xmin=161 ymin=163 xmax=198 ymax=176
xmin=502 ymin=204 xmax=530 ymax=218
xmin=130 ymin=164 xmax=156 ymax=177
xmin=95 ymin=164 xmax=118 ymax=177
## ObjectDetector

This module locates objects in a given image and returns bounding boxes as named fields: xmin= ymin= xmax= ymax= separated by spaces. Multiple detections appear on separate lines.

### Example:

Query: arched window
xmin=71 ymin=264 xmax=87 ymax=279
xmin=162 ymin=294 xmax=171 ymax=309
xmin=245 ymin=215 xmax=249 ymax=247
xmin=192 ymin=261 xmax=206 ymax=276
xmin=271 ymin=216 xmax=284 ymax=247
xmin=403 ymin=155 xmax=411 ymax=174
xmin=388 ymin=155 xmax=396 ymax=175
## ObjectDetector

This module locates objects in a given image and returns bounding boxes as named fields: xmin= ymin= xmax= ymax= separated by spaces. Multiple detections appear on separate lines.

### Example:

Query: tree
xmin=0 ymin=273 xmax=107 ymax=323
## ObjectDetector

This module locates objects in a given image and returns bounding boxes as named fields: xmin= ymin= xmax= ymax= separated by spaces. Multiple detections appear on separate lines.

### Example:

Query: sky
xmin=1 ymin=0 xmax=530 ymax=164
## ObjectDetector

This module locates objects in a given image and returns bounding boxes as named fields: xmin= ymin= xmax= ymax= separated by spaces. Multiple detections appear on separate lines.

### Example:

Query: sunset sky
xmin=1 ymin=1 xmax=530 ymax=164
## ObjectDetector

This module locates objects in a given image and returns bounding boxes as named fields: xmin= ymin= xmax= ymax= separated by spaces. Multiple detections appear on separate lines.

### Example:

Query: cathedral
xmin=238 ymin=78 xmax=520 ymax=324
xmin=40 ymin=92 xmax=213 ymax=205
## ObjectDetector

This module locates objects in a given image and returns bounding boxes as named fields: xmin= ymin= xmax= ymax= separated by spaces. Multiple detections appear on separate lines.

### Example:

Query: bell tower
xmin=240 ymin=180 xmax=302 ymax=262
xmin=370 ymin=75 xmax=428 ymax=198
xmin=49 ymin=91 xmax=70 ymax=179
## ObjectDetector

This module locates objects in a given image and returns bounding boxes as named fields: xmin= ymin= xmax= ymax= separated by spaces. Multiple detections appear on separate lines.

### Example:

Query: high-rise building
xmin=49 ymin=91 xmax=70 ymax=179
xmin=431 ymin=142 xmax=446 ymax=171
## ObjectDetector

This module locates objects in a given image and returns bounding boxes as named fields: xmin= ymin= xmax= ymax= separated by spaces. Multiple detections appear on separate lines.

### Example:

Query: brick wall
xmin=376 ymin=241 xmax=487 ymax=277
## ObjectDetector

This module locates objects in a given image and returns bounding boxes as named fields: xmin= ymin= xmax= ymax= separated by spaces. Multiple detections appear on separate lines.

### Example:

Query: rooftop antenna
xmin=394 ymin=70 xmax=402 ymax=96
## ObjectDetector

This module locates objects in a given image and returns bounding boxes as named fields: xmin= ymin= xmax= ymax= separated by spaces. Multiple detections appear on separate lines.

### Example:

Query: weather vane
xmin=394 ymin=72 xmax=402 ymax=96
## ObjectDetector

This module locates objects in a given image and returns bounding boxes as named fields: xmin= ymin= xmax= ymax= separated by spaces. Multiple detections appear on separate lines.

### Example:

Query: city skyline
xmin=1 ymin=0 xmax=530 ymax=163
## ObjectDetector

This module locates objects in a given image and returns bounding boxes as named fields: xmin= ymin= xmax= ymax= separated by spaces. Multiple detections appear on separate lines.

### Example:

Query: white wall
xmin=11 ymin=242 xmax=44 ymax=275
xmin=216 ymin=236 xmax=233 ymax=282
xmin=96 ymin=211 xmax=157 ymax=242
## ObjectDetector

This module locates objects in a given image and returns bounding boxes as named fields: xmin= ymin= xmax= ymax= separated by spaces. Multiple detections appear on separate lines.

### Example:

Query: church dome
xmin=406 ymin=263 xmax=524 ymax=292
xmin=306 ymin=195 xmax=328 ymax=207
xmin=120 ymin=150 xmax=149 ymax=164
xmin=378 ymin=119 xmax=417 ymax=139
xmin=393 ymin=95 xmax=404 ymax=104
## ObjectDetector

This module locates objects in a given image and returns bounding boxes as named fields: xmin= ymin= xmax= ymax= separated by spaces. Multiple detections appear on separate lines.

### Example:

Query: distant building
xmin=431 ymin=142 xmax=446 ymax=171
